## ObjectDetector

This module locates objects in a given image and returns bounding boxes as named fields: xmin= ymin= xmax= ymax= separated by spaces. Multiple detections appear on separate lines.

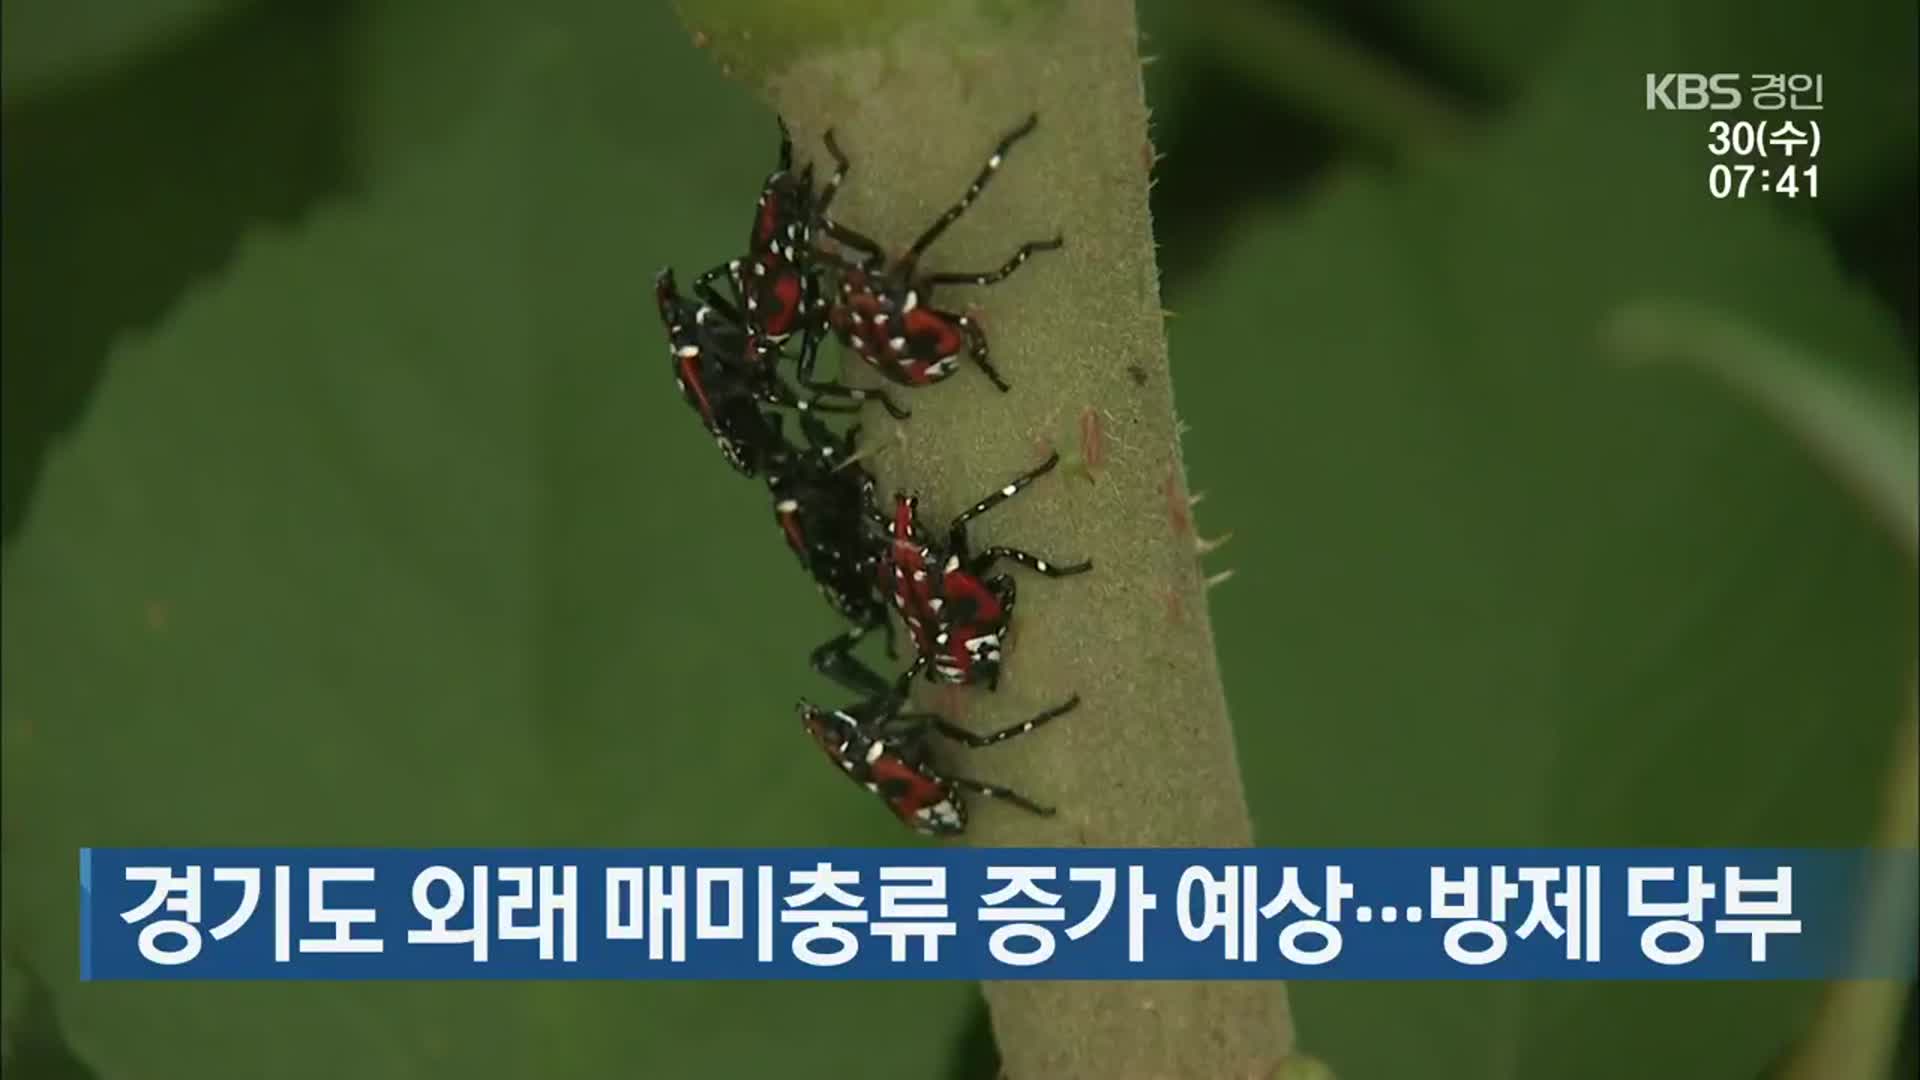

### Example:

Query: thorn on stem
xmin=839 ymin=424 xmax=906 ymax=471
xmin=1194 ymin=531 xmax=1232 ymax=556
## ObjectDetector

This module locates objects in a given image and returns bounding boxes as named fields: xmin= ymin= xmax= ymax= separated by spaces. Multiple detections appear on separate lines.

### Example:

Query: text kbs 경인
xmin=1643 ymin=72 xmax=1824 ymax=199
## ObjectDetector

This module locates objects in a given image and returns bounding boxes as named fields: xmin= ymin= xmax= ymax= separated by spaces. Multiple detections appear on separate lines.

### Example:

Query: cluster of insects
xmin=654 ymin=113 xmax=1091 ymax=835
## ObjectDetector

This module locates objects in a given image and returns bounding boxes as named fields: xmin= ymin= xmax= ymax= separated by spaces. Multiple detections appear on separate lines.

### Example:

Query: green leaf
xmin=1 ymin=51 xmax=967 ymax=1079
xmin=1 ymin=0 xmax=242 ymax=102
xmin=3 ymin=0 xmax=354 ymax=546
xmin=1604 ymin=301 xmax=1918 ymax=559
xmin=1170 ymin=2 xmax=1913 ymax=1076
xmin=346 ymin=0 xmax=767 ymax=185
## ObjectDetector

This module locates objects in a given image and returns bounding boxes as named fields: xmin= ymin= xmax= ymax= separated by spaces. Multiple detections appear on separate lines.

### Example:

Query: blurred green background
xmin=2 ymin=1 xmax=1915 ymax=1078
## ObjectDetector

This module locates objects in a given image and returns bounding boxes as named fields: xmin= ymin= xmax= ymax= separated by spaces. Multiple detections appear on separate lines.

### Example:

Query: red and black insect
xmin=886 ymin=451 xmax=1092 ymax=691
xmin=762 ymin=413 xmax=900 ymax=682
xmin=694 ymin=124 xmax=908 ymax=420
xmin=799 ymin=683 xmax=1079 ymax=835
xmin=655 ymin=267 xmax=794 ymax=476
xmin=819 ymin=113 xmax=1063 ymax=392
xmin=658 ymin=266 xmax=878 ymax=478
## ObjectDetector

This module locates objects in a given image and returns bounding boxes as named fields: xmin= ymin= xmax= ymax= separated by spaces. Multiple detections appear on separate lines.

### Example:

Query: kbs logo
xmin=1645 ymin=74 xmax=1743 ymax=110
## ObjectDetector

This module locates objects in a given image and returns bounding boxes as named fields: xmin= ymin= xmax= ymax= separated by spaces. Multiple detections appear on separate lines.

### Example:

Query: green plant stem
xmin=677 ymin=1 xmax=1299 ymax=1076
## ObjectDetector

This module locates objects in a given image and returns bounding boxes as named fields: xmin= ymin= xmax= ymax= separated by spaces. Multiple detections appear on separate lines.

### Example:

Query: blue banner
xmin=79 ymin=848 xmax=1914 ymax=981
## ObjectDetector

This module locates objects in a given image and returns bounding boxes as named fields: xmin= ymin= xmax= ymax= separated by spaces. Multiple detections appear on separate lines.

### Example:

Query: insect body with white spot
xmin=655 ymin=268 xmax=793 ymax=477
xmin=760 ymin=412 xmax=901 ymax=686
xmin=691 ymin=123 xmax=908 ymax=420
xmin=798 ymin=689 xmax=1079 ymax=836
xmin=819 ymin=113 xmax=1064 ymax=393
xmin=883 ymin=451 xmax=1092 ymax=691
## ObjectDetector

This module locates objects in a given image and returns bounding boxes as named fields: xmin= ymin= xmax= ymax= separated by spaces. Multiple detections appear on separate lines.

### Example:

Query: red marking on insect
xmin=902 ymin=307 xmax=964 ymax=362
xmin=938 ymin=570 xmax=1006 ymax=680
xmin=753 ymin=192 xmax=781 ymax=251
xmin=870 ymin=755 xmax=950 ymax=823
xmin=887 ymin=498 xmax=938 ymax=654
xmin=776 ymin=504 xmax=808 ymax=558
xmin=678 ymin=354 xmax=718 ymax=428
xmin=769 ymin=271 xmax=804 ymax=328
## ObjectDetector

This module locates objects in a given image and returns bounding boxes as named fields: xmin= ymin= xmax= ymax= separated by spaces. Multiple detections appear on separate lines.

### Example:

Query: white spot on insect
xmin=988 ymin=153 xmax=1003 ymax=169
xmin=776 ymin=499 xmax=799 ymax=513
xmin=874 ymin=312 xmax=889 ymax=327
xmin=943 ymin=555 xmax=960 ymax=573
xmin=752 ymin=263 xmax=767 ymax=277
xmin=1001 ymin=484 xmax=1018 ymax=497
xmin=928 ymin=597 xmax=945 ymax=612
xmin=903 ymin=291 xmax=920 ymax=312
xmin=888 ymin=336 xmax=907 ymax=351
xmin=676 ymin=346 xmax=699 ymax=359
xmin=865 ymin=742 xmax=884 ymax=763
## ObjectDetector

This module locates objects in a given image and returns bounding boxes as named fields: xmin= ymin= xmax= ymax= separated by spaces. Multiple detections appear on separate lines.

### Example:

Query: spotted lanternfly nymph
xmin=763 ymin=412 xmax=899 ymax=678
xmin=655 ymin=267 xmax=791 ymax=476
xmin=656 ymin=266 xmax=877 ymax=478
xmin=693 ymin=123 xmax=908 ymax=420
xmin=886 ymin=451 xmax=1092 ymax=691
xmin=799 ymin=686 xmax=1079 ymax=835
xmin=820 ymin=113 xmax=1063 ymax=392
